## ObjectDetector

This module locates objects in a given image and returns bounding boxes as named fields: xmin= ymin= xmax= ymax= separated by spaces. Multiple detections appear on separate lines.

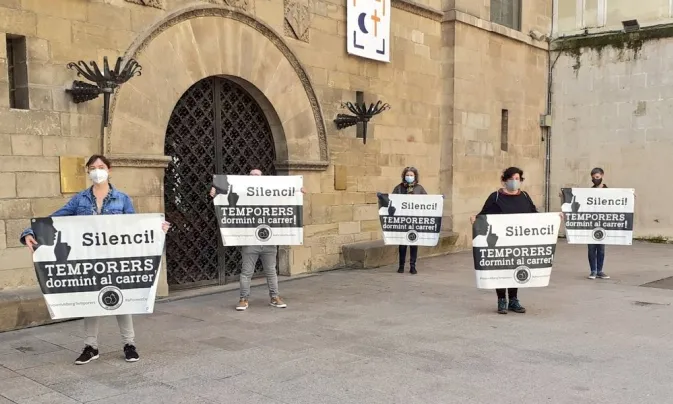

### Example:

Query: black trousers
xmin=496 ymin=288 xmax=518 ymax=299
xmin=398 ymin=245 xmax=418 ymax=268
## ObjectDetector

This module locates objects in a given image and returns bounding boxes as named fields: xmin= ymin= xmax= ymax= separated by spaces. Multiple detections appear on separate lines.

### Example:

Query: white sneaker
xmin=236 ymin=298 xmax=248 ymax=311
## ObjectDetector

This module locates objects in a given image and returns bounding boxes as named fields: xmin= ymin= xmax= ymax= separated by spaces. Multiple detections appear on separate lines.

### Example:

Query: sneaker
xmin=270 ymin=296 xmax=287 ymax=308
xmin=410 ymin=266 xmax=417 ymax=275
xmin=74 ymin=345 xmax=99 ymax=365
xmin=597 ymin=272 xmax=610 ymax=279
xmin=497 ymin=298 xmax=508 ymax=314
xmin=508 ymin=298 xmax=526 ymax=314
xmin=236 ymin=298 xmax=249 ymax=311
xmin=397 ymin=266 xmax=404 ymax=274
xmin=588 ymin=272 xmax=597 ymax=280
xmin=123 ymin=344 xmax=139 ymax=362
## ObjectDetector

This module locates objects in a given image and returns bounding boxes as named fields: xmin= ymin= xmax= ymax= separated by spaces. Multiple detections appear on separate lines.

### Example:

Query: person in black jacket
xmin=392 ymin=167 xmax=427 ymax=274
xmin=470 ymin=167 xmax=537 ymax=314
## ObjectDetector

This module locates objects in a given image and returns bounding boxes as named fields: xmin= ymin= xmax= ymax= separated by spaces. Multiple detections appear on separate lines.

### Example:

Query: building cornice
xmin=443 ymin=9 xmax=550 ymax=51
xmin=391 ymin=0 xmax=442 ymax=22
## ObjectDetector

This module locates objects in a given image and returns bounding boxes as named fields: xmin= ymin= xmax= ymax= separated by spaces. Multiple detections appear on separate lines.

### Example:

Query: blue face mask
xmin=405 ymin=176 xmax=415 ymax=184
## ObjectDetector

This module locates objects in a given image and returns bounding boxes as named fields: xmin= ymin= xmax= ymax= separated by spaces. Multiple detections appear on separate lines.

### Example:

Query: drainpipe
xmin=543 ymin=1 xmax=556 ymax=212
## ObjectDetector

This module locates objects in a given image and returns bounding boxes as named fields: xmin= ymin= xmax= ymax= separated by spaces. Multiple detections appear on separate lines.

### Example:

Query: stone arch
xmin=107 ymin=4 xmax=329 ymax=170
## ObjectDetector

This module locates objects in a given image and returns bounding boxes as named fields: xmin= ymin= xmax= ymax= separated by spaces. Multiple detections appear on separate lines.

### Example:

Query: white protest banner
xmin=377 ymin=193 xmax=443 ymax=246
xmin=561 ymin=188 xmax=635 ymax=245
xmin=472 ymin=213 xmax=561 ymax=289
xmin=213 ymin=175 xmax=303 ymax=246
xmin=346 ymin=0 xmax=391 ymax=62
xmin=30 ymin=214 xmax=165 ymax=319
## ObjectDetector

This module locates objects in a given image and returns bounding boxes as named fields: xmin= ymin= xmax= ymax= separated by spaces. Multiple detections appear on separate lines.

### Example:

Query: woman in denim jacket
xmin=20 ymin=155 xmax=170 ymax=365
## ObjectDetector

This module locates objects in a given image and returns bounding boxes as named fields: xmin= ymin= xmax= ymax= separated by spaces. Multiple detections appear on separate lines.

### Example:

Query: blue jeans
xmin=588 ymin=244 xmax=605 ymax=274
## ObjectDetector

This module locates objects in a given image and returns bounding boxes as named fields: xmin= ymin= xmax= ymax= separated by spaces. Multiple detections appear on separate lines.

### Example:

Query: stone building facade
xmin=0 ymin=0 xmax=550 ymax=329
xmin=551 ymin=1 xmax=673 ymax=238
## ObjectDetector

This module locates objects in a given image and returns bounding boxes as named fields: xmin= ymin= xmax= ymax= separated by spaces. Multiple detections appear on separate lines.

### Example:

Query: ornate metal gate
xmin=164 ymin=77 xmax=277 ymax=288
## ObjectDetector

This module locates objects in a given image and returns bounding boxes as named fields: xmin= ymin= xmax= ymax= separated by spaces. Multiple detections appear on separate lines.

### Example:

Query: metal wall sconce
xmin=66 ymin=57 xmax=142 ymax=127
xmin=334 ymin=92 xmax=390 ymax=144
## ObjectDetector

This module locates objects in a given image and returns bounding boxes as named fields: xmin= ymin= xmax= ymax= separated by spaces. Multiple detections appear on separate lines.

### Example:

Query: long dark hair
xmin=401 ymin=166 xmax=419 ymax=185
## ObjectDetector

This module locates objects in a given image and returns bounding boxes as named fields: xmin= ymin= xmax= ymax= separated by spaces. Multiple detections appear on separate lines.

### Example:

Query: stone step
xmin=0 ymin=287 xmax=60 ymax=333
xmin=342 ymin=232 xmax=461 ymax=269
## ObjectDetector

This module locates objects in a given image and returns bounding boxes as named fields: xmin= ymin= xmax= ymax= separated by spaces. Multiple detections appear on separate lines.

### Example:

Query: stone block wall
xmin=551 ymin=31 xmax=673 ymax=238
xmin=0 ymin=0 xmax=447 ymax=290
xmin=444 ymin=1 xmax=551 ymax=243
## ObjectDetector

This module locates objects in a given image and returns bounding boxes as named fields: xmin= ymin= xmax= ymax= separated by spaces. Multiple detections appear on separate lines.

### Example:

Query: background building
xmin=551 ymin=0 xmax=673 ymax=239
xmin=0 ymin=0 xmax=550 ymax=330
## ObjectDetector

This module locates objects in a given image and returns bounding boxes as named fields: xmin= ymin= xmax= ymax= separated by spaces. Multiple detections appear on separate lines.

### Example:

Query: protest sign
xmin=561 ymin=188 xmax=635 ymax=245
xmin=377 ymin=193 xmax=443 ymax=246
xmin=30 ymin=214 xmax=165 ymax=319
xmin=213 ymin=175 xmax=303 ymax=246
xmin=472 ymin=213 xmax=560 ymax=289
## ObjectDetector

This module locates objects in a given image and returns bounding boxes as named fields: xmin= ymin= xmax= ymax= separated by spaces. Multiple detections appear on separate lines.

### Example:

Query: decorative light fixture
xmin=622 ymin=19 xmax=640 ymax=33
xmin=66 ymin=57 xmax=142 ymax=127
xmin=334 ymin=99 xmax=390 ymax=144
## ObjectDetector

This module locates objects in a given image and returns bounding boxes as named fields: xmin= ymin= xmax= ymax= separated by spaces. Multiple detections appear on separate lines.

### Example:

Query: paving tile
xmin=14 ymin=391 xmax=80 ymax=404
xmin=0 ymin=375 xmax=54 ymax=401
xmin=0 ymin=351 xmax=52 ymax=370
xmin=50 ymin=379 xmax=121 ymax=402
xmin=17 ymin=363 xmax=87 ymax=386
xmin=0 ymin=366 xmax=17 ymax=380
xmin=199 ymin=336 xmax=257 ymax=351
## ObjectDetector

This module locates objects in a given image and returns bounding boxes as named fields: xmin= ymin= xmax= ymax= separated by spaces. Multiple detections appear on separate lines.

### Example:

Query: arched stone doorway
xmin=105 ymin=4 xmax=330 ymax=296
xmin=163 ymin=76 xmax=277 ymax=289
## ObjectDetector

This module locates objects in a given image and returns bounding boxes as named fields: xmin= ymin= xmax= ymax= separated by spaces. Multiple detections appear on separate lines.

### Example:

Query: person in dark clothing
xmin=588 ymin=167 xmax=609 ymax=280
xmin=392 ymin=167 xmax=427 ymax=274
xmin=470 ymin=167 xmax=537 ymax=314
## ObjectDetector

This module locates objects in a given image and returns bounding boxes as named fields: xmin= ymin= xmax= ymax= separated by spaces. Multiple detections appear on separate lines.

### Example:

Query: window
xmin=6 ymin=35 xmax=29 ymax=110
xmin=491 ymin=0 xmax=522 ymax=31
xmin=500 ymin=109 xmax=508 ymax=152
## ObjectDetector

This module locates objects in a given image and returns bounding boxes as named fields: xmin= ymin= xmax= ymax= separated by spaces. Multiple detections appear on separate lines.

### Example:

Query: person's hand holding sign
xmin=24 ymin=234 xmax=37 ymax=253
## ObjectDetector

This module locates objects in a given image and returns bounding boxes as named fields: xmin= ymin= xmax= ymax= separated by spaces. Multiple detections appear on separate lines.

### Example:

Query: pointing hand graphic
xmin=227 ymin=185 xmax=239 ymax=207
xmin=486 ymin=225 xmax=499 ymax=247
xmin=377 ymin=193 xmax=391 ymax=210
xmin=570 ymin=195 xmax=580 ymax=213
xmin=387 ymin=200 xmax=396 ymax=216
xmin=53 ymin=231 xmax=71 ymax=262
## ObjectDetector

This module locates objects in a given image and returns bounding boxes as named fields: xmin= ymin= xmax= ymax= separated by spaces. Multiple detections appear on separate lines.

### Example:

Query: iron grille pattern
xmin=164 ymin=77 xmax=276 ymax=288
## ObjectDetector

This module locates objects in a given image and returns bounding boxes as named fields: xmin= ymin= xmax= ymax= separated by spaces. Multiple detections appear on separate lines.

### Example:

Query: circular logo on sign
xmin=513 ymin=266 xmax=531 ymax=284
xmin=406 ymin=230 xmax=419 ymax=243
xmin=255 ymin=225 xmax=272 ymax=242
xmin=98 ymin=286 xmax=123 ymax=310
xmin=592 ymin=227 xmax=606 ymax=242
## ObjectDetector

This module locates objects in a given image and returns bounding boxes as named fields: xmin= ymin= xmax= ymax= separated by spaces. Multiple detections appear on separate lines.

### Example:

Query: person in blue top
xmin=20 ymin=155 xmax=170 ymax=365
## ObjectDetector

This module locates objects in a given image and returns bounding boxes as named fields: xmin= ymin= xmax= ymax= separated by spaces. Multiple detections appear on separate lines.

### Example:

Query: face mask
xmin=592 ymin=178 xmax=602 ymax=186
xmin=405 ymin=176 xmax=415 ymax=184
xmin=505 ymin=179 xmax=520 ymax=192
xmin=89 ymin=169 xmax=108 ymax=184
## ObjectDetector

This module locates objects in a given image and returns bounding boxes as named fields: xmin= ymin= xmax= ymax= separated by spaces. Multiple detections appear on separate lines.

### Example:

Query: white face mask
xmin=89 ymin=169 xmax=109 ymax=184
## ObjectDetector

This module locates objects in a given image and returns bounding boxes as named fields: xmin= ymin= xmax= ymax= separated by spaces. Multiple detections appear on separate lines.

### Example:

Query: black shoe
xmin=409 ymin=266 xmax=417 ymax=275
xmin=397 ymin=266 xmax=404 ymax=273
xmin=497 ymin=298 xmax=508 ymax=314
xmin=124 ymin=344 xmax=140 ymax=362
xmin=508 ymin=298 xmax=526 ymax=313
xmin=74 ymin=345 xmax=99 ymax=365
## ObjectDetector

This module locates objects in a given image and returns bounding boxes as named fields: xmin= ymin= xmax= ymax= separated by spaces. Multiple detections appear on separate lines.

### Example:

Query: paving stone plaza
xmin=0 ymin=241 xmax=671 ymax=403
